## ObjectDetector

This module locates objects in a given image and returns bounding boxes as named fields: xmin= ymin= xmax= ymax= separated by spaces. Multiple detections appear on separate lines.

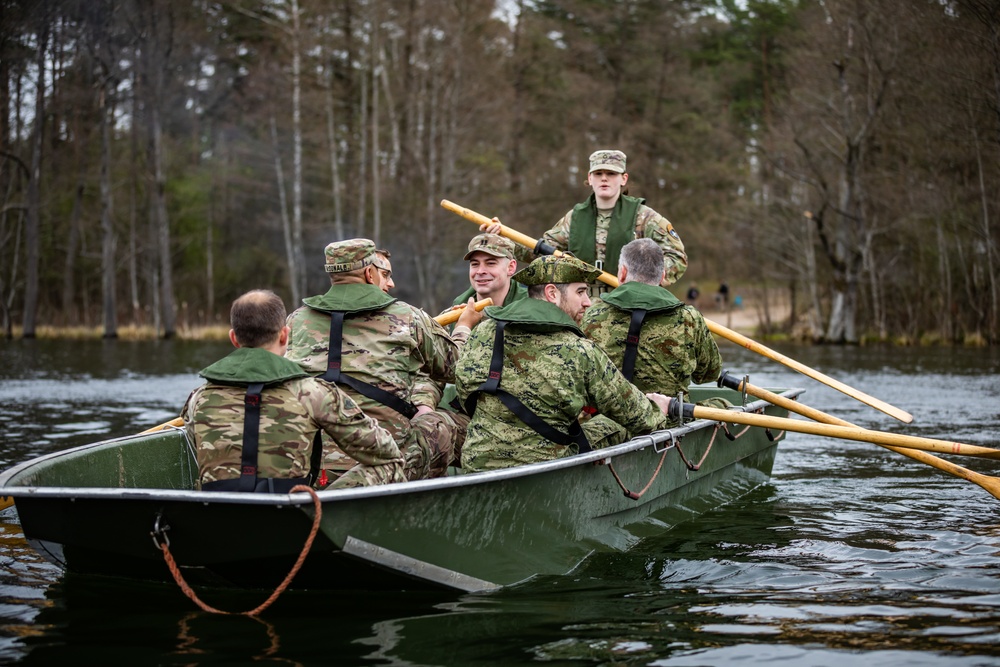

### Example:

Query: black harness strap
xmin=464 ymin=321 xmax=591 ymax=454
xmin=322 ymin=310 xmax=418 ymax=420
xmin=238 ymin=382 xmax=265 ymax=492
xmin=621 ymin=308 xmax=648 ymax=382
xmin=202 ymin=383 xmax=319 ymax=494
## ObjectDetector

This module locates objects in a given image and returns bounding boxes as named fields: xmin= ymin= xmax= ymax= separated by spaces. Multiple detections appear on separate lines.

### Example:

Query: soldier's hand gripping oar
xmin=440 ymin=199 xmax=913 ymax=424
xmin=140 ymin=299 xmax=493 ymax=436
xmin=717 ymin=370 xmax=1000 ymax=500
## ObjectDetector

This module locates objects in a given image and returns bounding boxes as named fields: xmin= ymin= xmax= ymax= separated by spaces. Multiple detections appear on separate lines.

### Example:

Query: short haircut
xmin=528 ymin=283 xmax=572 ymax=299
xmin=230 ymin=290 xmax=286 ymax=348
xmin=619 ymin=238 xmax=664 ymax=285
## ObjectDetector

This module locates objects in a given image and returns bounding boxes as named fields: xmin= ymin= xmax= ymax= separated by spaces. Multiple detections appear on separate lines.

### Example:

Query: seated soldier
xmin=183 ymin=289 xmax=404 ymax=492
xmin=285 ymin=239 xmax=479 ymax=481
xmin=457 ymin=255 xmax=674 ymax=472
xmin=582 ymin=238 xmax=722 ymax=403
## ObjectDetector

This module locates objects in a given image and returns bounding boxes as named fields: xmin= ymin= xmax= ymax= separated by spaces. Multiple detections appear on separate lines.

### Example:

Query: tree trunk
xmin=290 ymin=0 xmax=306 ymax=298
xmin=22 ymin=18 xmax=47 ymax=338
xmin=325 ymin=60 xmax=344 ymax=240
xmin=371 ymin=7 xmax=382 ymax=247
xmin=271 ymin=116 xmax=299 ymax=304
xmin=100 ymin=88 xmax=117 ymax=338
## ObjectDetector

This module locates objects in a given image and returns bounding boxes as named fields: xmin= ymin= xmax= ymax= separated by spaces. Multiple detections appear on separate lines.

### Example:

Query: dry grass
xmin=5 ymin=324 xmax=231 ymax=341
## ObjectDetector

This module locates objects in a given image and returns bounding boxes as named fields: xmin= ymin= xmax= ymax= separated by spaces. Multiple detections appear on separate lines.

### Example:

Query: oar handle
xmin=440 ymin=199 xmax=619 ymax=289
xmin=141 ymin=417 xmax=184 ymax=434
xmin=433 ymin=297 xmax=494 ymax=326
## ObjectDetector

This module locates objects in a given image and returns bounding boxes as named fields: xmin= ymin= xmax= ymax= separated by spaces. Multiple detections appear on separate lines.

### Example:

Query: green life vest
xmin=568 ymin=194 xmax=644 ymax=275
xmin=486 ymin=297 xmax=584 ymax=336
xmin=199 ymin=347 xmax=309 ymax=387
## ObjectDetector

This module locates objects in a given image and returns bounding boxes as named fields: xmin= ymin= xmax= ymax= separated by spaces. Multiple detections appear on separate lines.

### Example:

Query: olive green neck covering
xmin=602 ymin=281 xmax=683 ymax=314
xmin=486 ymin=297 xmax=584 ymax=336
xmin=568 ymin=193 xmax=644 ymax=275
xmin=200 ymin=347 xmax=310 ymax=386
xmin=303 ymin=282 xmax=396 ymax=314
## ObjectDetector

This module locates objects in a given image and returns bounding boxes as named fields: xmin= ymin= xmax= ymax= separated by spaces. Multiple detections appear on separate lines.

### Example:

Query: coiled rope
xmin=154 ymin=484 xmax=321 ymax=616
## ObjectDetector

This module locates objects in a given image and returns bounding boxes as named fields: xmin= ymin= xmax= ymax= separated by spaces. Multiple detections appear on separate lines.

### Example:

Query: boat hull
xmin=0 ymin=387 xmax=801 ymax=592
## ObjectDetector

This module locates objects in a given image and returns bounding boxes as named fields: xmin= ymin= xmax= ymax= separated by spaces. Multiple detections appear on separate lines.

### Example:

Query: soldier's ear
xmin=229 ymin=329 xmax=240 ymax=348
xmin=507 ymin=259 xmax=517 ymax=276
xmin=278 ymin=326 xmax=290 ymax=346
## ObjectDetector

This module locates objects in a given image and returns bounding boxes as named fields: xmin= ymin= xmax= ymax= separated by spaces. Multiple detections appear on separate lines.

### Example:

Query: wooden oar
xmin=440 ymin=199 xmax=913 ymax=424
xmin=718 ymin=370 xmax=1000 ymax=500
xmin=434 ymin=297 xmax=493 ymax=326
xmin=667 ymin=399 xmax=1000 ymax=461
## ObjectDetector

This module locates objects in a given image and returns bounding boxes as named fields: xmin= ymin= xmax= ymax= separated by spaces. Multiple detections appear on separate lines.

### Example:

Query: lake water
xmin=0 ymin=339 xmax=998 ymax=666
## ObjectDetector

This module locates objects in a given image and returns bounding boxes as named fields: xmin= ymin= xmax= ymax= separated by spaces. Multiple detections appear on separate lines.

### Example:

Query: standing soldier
xmin=183 ymin=290 xmax=404 ymax=491
xmin=582 ymin=238 xmax=722 ymax=402
xmin=456 ymin=255 xmax=674 ymax=472
xmin=481 ymin=149 xmax=687 ymax=296
xmin=285 ymin=239 xmax=478 ymax=481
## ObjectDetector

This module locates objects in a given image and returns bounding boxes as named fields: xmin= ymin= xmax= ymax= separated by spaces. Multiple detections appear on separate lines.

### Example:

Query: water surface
xmin=0 ymin=340 xmax=998 ymax=665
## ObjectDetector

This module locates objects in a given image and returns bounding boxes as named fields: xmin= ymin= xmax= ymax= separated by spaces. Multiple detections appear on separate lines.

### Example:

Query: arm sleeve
xmin=303 ymin=379 xmax=404 ymax=466
xmin=691 ymin=317 xmax=723 ymax=385
xmin=584 ymin=343 xmax=669 ymax=435
xmin=637 ymin=206 xmax=688 ymax=286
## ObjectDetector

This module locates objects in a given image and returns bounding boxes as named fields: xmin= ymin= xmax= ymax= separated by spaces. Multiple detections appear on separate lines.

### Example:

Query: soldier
xmin=373 ymin=248 xmax=395 ymax=292
xmin=582 ymin=238 xmax=722 ymax=402
xmin=285 ymin=238 xmax=478 ymax=481
xmin=448 ymin=233 xmax=528 ymax=311
xmin=183 ymin=289 xmax=404 ymax=492
xmin=456 ymin=255 xmax=674 ymax=472
xmin=481 ymin=149 xmax=688 ymax=295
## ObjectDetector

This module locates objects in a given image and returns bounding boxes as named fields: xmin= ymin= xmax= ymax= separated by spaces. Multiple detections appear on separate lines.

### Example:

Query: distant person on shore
xmin=686 ymin=284 xmax=700 ymax=305
xmin=582 ymin=239 xmax=722 ymax=403
xmin=479 ymin=149 xmax=688 ymax=297
xmin=717 ymin=281 xmax=730 ymax=308
xmin=182 ymin=289 xmax=404 ymax=492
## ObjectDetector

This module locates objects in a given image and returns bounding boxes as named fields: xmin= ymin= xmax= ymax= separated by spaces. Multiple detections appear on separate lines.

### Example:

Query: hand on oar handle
xmin=434 ymin=297 xmax=493 ymax=327
xmin=480 ymin=217 xmax=502 ymax=235
xmin=456 ymin=297 xmax=485 ymax=330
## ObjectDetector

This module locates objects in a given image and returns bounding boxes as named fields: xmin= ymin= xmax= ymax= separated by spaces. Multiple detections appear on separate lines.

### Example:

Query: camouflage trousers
xmin=404 ymin=409 xmax=470 ymax=480
xmin=325 ymin=409 xmax=469 ymax=488
xmin=327 ymin=461 xmax=405 ymax=489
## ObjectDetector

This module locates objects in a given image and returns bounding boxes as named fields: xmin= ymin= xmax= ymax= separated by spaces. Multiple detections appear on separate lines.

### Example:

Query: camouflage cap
xmin=588 ymin=149 xmax=627 ymax=174
xmin=513 ymin=255 xmax=602 ymax=286
xmin=463 ymin=233 xmax=515 ymax=261
xmin=324 ymin=238 xmax=377 ymax=273
xmin=372 ymin=249 xmax=391 ymax=271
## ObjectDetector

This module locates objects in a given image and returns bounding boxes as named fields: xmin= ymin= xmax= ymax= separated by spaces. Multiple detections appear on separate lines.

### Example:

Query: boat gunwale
xmin=0 ymin=389 xmax=803 ymax=507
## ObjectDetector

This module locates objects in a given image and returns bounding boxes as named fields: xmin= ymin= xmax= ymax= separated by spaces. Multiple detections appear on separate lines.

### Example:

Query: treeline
xmin=0 ymin=0 xmax=997 ymax=344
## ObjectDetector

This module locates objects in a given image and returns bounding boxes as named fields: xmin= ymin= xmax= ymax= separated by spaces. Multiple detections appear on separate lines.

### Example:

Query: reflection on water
xmin=0 ymin=341 xmax=998 ymax=665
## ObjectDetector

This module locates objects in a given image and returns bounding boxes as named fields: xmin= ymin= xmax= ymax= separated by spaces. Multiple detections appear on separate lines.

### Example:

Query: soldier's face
xmin=468 ymin=252 xmax=515 ymax=299
xmin=588 ymin=170 xmax=627 ymax=201
xmin=375 ymin=256 xmax=394 ymax=292
xmin=553 ymin=282 xmax=592 ymax=324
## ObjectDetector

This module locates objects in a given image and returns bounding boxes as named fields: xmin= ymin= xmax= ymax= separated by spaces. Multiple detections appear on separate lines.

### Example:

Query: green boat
xmin=0 ymin=385 xmax=802 ymax=593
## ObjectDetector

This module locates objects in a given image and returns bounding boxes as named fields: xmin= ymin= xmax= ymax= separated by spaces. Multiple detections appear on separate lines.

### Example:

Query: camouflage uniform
xmin=581 ymin=281 xmax=722 ymax=402
xmin=512 ymin=150 xmax=687 ymax=288
xmin=183 ymin=346 xmax=404 ymax=490
xmin=285 ymin=238 xmax=467 ymax=481
xmin=457 ymin=256 xmax=669 ymax=472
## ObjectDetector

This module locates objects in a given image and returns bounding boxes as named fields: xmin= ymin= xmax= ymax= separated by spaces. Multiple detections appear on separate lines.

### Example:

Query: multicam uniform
xmin=512 ymin=193 xmax=688 ymax=288
xmin=183 ymin=347 xmax=404 ymax=490
xmin=581 ymin=281 xmax=722 ymax=402
xmin=285 ymin=282 xmax=466 ymax=480
xmin=456 ymin=297 xmax=669 ymax=472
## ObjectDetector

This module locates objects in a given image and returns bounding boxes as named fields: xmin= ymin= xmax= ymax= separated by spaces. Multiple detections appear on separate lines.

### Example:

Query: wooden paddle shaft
xmin=441 ymin=198 xmax=913 ymax=424
xmin=434 ymin=297 xmax=493 ymax=326
xmin=724 ymin=372 xmax=1000 ymax=499
xmin=680 ymin=402 xmax=1000 ymax=460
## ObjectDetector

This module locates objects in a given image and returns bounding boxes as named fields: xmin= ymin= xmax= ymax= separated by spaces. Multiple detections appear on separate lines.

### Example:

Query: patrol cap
xmin=512 ymin=255 xmax=602 ymax=286
xmin=324 ymin=238 xmax=377 ymax=273
xmin=372 ymin=249 xmax=391 ymax=271
xmin=588 ymin=149 xmax=627 ymax=174
xmin=463 ymin=233 xmax=515 ymax=261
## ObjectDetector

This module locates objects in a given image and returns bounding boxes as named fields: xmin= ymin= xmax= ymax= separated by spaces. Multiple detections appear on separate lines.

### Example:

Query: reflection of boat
xmin=0 ymin=386 xmax=801 ymax=593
